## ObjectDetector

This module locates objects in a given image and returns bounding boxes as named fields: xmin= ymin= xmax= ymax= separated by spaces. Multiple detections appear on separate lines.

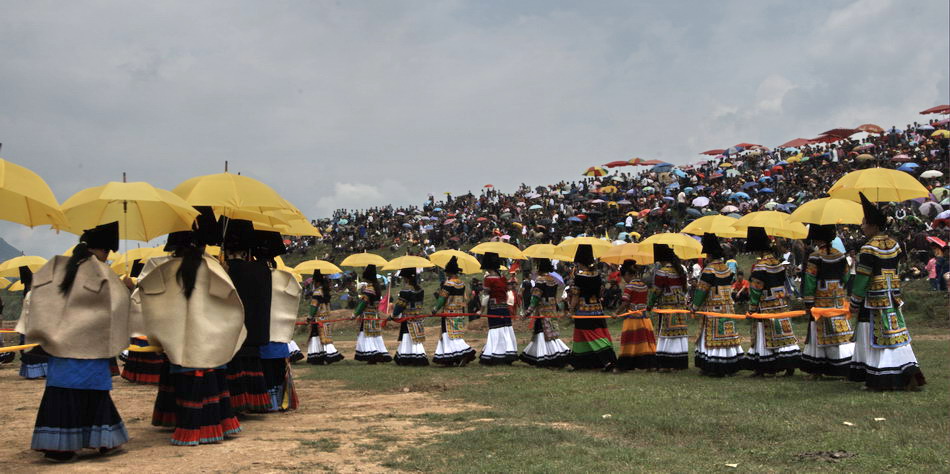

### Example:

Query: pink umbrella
xmin=444 ymin=218 xmax=457 ymax=225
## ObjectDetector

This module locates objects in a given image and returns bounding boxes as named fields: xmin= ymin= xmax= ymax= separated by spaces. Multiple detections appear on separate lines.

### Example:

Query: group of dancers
xmin=3 ymin=192 xmax=927 ymax=464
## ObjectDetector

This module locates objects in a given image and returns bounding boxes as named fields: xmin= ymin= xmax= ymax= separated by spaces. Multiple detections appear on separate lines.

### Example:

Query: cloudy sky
xmin=1 ymin=0 xmax=948 ymax=256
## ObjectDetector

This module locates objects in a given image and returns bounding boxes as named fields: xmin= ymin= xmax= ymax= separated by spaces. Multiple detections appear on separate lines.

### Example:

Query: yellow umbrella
xmin=273 ymin=256 xmax=303 ymax=283
xmin=109 ymin=246 xmax=169 ymax=274
xmin=265 ymin=210 xmax=322 ymax=237
xmin=828 ymin=168 xmax=929 ymax=202
xmin=172 ymin=172 xmax=290 ymax=213
xmin=599 ymin=243 xmax=648 ymax=265
xmin=555 ymin=236 xmax=613 ymax=259
xmin=0 ymin=277 xmax=11 ymax=290
xmin=294 ymin=259 xmax=343 ymax=275
xmin=719 ymin=162 xmax=733 ymax=168
xmin=787 ymin=154 xmax=802 ymax=163
xmin=340 ymin=252 xmax=389 ymax=268
xmin=382 ymin=255 xmax=435 ymax=271
xmin=522 ymin=244 xmax=574 ymax=262
xmin=607 ymin=201 xmax=619 ymax=208
xmin=61 ymin=181 xmax=199 ymax=242
xmin=63 ymin=245 xmax=120 ymax=261
xmin=599 ymin=185 xmax=618 ymax=193
xmin=932 ymin=129 xmax=950 ymax=138
xmin=639 ymin=233 xmax=705 ymax=260
xmin=470 ymin=241 xmax=526 ymax=260
xmin=205 ymin=245 xmax=221 ymax=257
xmin=8 ymin=280 xmax=24 ymax=292
xmin=428 ymin=250 xmax=482 ymax=274
xmin=789 ymin=198 xmax=863 ymax=225
xmin=0 ymin=158 xmax=69 ymax=229
xmin=0 ymin=256 xmax=48 ymax=277
xmin=732 ymin=211 xmax=807 ymax=239
xmin=855 ymin=153 xmax=874 ymax=161
xmin=680 ymin=215 xmax=745 ymax=238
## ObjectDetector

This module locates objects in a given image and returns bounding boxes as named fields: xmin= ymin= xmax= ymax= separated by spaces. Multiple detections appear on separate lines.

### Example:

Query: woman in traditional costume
xmin=615 ymin=260 xmax=657 ymax=371
xmin=800 ymin=224 xmax=854 ymax=379
xmin=648 ymin=244 xmax=689 ymax=371
xmin=431 ymin=257 xmax=476 ymax=366
xmin=745 ymin=227 xmax=801 ymax=377
xmin=141 ymin=223 xmax=245 ymax=445
xmin=391 ymin=268 xmax=429 ymax=366
xmin=120 ymin=260 xmax=164 ymax=385
xmin=352 ymin=265 xmax=392 ymax=363
xmin=21 ymin=222 xmax=130 ymax=462
xmin=256 ymin=231 xmax=301 ymax=412
xmin=478 ymin=252 xmax=519 ymax=365
xmin=17 ymin=266 xmax=49 ymax=379
xmin=567 ymin=245 xmax=617 ymax=370
xmin=691 ymin=234 xmax=744 ymax=376
xmin=306 ymin=271 xmax=343 ymax=364
xmin=521 ymin=258 xmax=571 ymax=368
xmin=849 ymin=194 xmax=926 ymax=390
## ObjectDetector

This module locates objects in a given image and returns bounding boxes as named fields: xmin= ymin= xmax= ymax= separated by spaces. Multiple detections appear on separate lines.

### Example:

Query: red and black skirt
xmin=225 ymin=350 xmax=271 ymax=413
xmin=152 ymin=362 xmax=242 ymax=445
xmin=121 ymin=339 xmax=163 ymax=385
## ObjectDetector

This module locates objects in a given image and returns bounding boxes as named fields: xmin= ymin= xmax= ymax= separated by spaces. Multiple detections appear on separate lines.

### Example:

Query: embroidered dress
xmin=32 ymin=357 xmax=130 ymax=453
xmin=354 ymin=287 xmax=392 ymax=363
xmin=306 ymin=287 xmax=343 ymax=364
xmin=800 ymin=247 xmax=854 ymax=377
xmin=521 ymin=274 xmax=571 ymax=368
xmin=616 ymin=277 xmax=657 ymax=371
xmin=568 ymin=270 xmax=617 ymax=369
xmin=393 ymin=288 xmax=429 ymax=366
xmin=692 ymin=260 xmax=744 ymax=375
xmin=120 ymin=337 xmax=163 ymax=385
xmin=746 ymin=255 xmax=801 ymax=373
xmin=432 ymin=277 xmax=476 ymax=366
xmin=479 ymin=274 xmax=519 ymax=365
xmin=649 ymin=264 xmax=689 ymax=369
xmin=849 ymin=234 xmax=926 ymax=389
xmin=151 ymin=359 xmax=242 ymax=445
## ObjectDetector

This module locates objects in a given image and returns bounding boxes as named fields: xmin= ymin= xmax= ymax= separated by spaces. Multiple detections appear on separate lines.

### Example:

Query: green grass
xmin=297 ymin=438 xmax=340 ymax=453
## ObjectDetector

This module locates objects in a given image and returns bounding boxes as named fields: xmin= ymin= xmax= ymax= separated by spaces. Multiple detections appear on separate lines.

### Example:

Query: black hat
xmin=620 ymin=260 xmax=636 ymax=275
xmin=18 ymin=266 xmax=33 ymax=293
xmin=806 ymin=224 xmax=836 ymax=243
xmin=859 ymin=192 xmax=886 ymax=229
xmin=480 ymin=252 xmax=501 ymax=271
xmin=164 ymin=231 xmax=195 ymax=252
xmin=535 ymin=258 xmax=554 ymax=273
xmin=701 ymin=233 xmax=723 ymax=259
xmin=362 ymin=264 xmax=377 ymax=280
xmin=444 ymin=256 xmax=461 ymax=274
xmin=223 ymin=219 xmax=256 ymax=251
xmin=399 ymin=267 xmax=417 ymax=278
xmin=192 ymin=206 xmax=221 ymax=246
xmin=574 ymin=244 xmax=595 ymax=266
xmin=745 ymin=227 xmax=772 ymax=253
xmin=253 ymin=230 xmax=287 ymax=259
xmin=80 ymin=221 xmax=119 ymax=252
xmin=129 ymin=259 xmax=145 ymax=278
xmin=653 ymin=244 xmax=677 ymax=262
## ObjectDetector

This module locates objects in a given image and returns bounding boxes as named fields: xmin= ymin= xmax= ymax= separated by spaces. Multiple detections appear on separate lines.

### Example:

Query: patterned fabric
xmin=802 ymin=247 xmax=853 ymax=346
xmin=571 ymin=270 xmax=604 ymax=315
xmin=395 ymin=288 xmax=426 ymax=344
xmin=530 ymin=274 xmax=561 ymax=341
xmin=650 ymin=264 xmax=687 ymax=338
xmin=439 ymin=278 xmax=468 ymax=339
xmin=850 ymin=234 xmax=910 ymax=348
xmin=692 ymin=260 xmax=740 ymax=348
xmin=310 ymin=286 xmax=334 ymax=344
xmin=483 ymin=275 xmax=509 ymax=312
xmin=358 ymin=287 xmax=382 ymax=337
xmin=749 ymin=255 xmax=798 ymax=348
xmin=621 ymin=278 xmax=648 ymax=311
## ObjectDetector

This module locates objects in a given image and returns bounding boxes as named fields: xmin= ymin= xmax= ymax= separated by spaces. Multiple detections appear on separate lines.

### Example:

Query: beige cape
xmin=269 ymin=268 xmax=302 ymax=343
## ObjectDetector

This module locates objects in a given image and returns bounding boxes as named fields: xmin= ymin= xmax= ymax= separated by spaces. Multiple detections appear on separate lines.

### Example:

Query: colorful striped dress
xmin=479 ymin=274 xmax=519 ymax=365
xmin=692 ymin=259 xmax=744 ymax=376
xmin=568 ymin=269 xmax=617 ymax=369
xmin=649 ymin=263 xmax=689 ymax=370
xmin=521 ymin=273 xmax=571 ymax=368
xmin=354 ymin=286 xmax=392 ymax=363
xmin=800 ymin=246 xmax=854 ymax=377
xmin=306 ymin=286 xmax=344 ymax=364
xmin=746 ymin=255 xmax=801 ymax=374
xmin=432 ymin=277 xmax=476 ymax=366
xmin=393 ymin=288 xmax=429 ymax=366
xmin=616 ymin=276 xmax=657 ymax=370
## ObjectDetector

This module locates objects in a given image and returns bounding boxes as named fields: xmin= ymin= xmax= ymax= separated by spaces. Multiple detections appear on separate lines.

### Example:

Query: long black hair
xmin=314 ymin=272 xmax=331 ymax=303
xmin=175 ymin=246 xmax=204 ymax=299
xmin=59 ymin=242 xmax=91 ymax=295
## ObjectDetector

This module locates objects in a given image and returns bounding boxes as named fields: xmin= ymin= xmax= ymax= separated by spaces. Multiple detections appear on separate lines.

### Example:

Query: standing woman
xmin=615 ymin=259 xmax=658 ymax=371
xmin=647 ymin=244 xmax=689 ymax=371
xmin=120 ymin=260 xmax=164 ymax=385
xmin=800 ymin=224 xmax=854 ymax=379
xmin=352 ymin=265 xmax=392 ymax=364
xmin=691 ymin=234 xmax=744 ymax=377
xmin=521 ymin=258 xmax=571 ymax=368
xmin=306 ymin=271 xmax=343 ymax=364
xmin=567 ymin=244 xmax=617 ymax=370
xmin=391 ymin=268 xmax=429 ymax=365
xmin=744 ymin=227 xmax=801 ymax=377
xmin=478 ymin=252 xmax=519 ymax=365
xmin=849 ymin=194 xmax=926 ymax=390
xmin=431 ymin=257 xmax=476 ymax=366
xmin=20 ymin=222 xmax=130 ymax=462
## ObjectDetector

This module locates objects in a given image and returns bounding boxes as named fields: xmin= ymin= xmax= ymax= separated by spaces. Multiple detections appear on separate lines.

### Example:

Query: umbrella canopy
xmin=173 ymin=172 xmax=290 ymax=217
xmin=920 ymin=105 xmax=950 ymax=114
xmin=583 ymin=166 xmax=607 ymax=177
xmin=470 ymin=241 xmax=525 ymax=260
xmin=732 ymin=211 xmax=807 ymax=239
xmin=828 ymin=168 xmax=929 ymax=202
xmin=0 ymin=277 xmax=11 ymax=290
xmin=856 ymin=124 xmax=885 ymax=134
xmin=340 ymin=252 xmax=389 ymax=268
xmin=61 ymin=181 xmax=199 ymax=242
xmin=897 ymin=163 xmax=920 ymax=172
xmin=604 ymin=160 xmax=631 ymax=168
xmin=0 ymin=255 xmax=48 ymax=277
xmin=523 ymin=244 xmax=574 ymax=262
xmin=919 ymin=201 xmax=943 ymax=218
xmin=932 ymin=129 xmax=950 ymax=138
xmin=382 ymin=255 xmax=435 ymax=271
xmin=933 ymin=188 xmax=950 ymax=200
xmin=638 ymin=233 xmax=704 ymax=260
xmin=729 ymin=192 xmax=750 ymax=200
xmin=555 ymin=236 xmax=612 ymax=259
xmin=429 ymin=250 xmax=482 ymax=274
xmin=691 ymin=197 xmax=710 ymax=207
xmin=109 ymin=246 xmax=169 ymax=274
xmin=920 ymin=170 xmax=944 ymax=179
xmin=680 ymin=215 xmax=744 ymax=238
xmin=599 ymin=243 xmax=648 ymax=265
xmin=0 ymin=158 xmax=69 ymax=229
xmin=721 ymin=205 xmax=739 ymax=213
xmin=789 ymin=198 xmax=864 ymax=225
xmin=294 ymin=259 xmax=343 ymax=276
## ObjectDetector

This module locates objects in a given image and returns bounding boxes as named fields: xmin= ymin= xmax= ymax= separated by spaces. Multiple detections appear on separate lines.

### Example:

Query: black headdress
xmin=535 ymin=258 xmax=554 ymax=274
xmin=129 ymin=259 xmax=145 ymax=279
xmin=859 ymin=192 xmax=886 ymax=229
xmin=399 ymin=267 xmax=417 ymax=278
xmin=80 ymin=221 xmax=119 ymax=252
xmin=480 ymin=252 xmax=501 ymax=271
xmin=444 ymin=256 xmax=461 ymax=274
xmin=745 ymin=226 xmax=772 ymax=253
xmin=620 ymin=260 xmax=636 ymax=275
xmin=164 ymin=231 xmax=195 ymax=252
xmin=192 ymin=206 xmax=221 ymax=246
xmin=362 ymin=264 xmax=377 ymax=280
xmin=18 ymin=266 xmax=33 ymax=293
xmin=574 ymin=244 xmax=595 ymax=266
xmin=701 ymin=233 xmax=723 ymax=259
xmin=223 ymin=219 xmax=256 ymax=251
xmin=653 ymin=244 xmax=677 ymax=263
xmin=806 ymin=224 xmax=836 ymax=244
xmin=253 ymin=230 xmax=287 ymax=259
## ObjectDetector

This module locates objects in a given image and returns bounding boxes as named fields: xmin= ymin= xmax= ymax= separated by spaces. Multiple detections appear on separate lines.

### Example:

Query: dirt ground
xmin=0 ymin=352 xmax=484 ymax=473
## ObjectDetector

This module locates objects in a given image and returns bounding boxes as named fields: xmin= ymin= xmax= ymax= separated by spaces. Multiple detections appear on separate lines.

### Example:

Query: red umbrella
xmin=700 ymin=149 xmax=725 ymax=156
xmin=810 ymin=135 xmax=841 ymax=144
xmin=919 ymin=105 xmax=950 ymax=115
xmin=476 ymin=217 xmax=488 ymax=222
xmin=628 ymin=157 xmax=647 ymax=165
xmin=604 ymin=160 xmax=631 ymax=168
xmin=926 ymin=236 xmax=947 ymax=248
xmin=641 ymin=159 xmax=666 ymax=165
xmin=583 ymin=166 xmax=608 ymax=177
xmin=778 ymin=138 xmax=813 ymax=148
xmin=734 ymin=142 xmax=761 ymax=148
xmin=856 ymin=123 xmax=885 ymax=134
xmin=484 ymin=184 xmax=494 ymax=188
xmin=820 ymin=128 xmax=860 ymax=138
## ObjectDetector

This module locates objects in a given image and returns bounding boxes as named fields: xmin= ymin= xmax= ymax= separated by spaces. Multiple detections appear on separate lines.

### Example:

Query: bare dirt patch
xmin=0 ymin=363 xmax=484 ymax=472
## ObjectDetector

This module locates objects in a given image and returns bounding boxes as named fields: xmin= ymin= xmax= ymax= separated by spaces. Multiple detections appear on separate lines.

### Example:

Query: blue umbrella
xmin=898 ymin=163 xmax=920 ymax=172
xmin=672 ymin=169 xmax=687 ymax=178
xmin=695 ymin=185 xmax=706 ymax=191
xmin=402 ymin=223 xmax=413 ymax=228
xmin=760 ymin=188 xmax=774 ymax=193
xmin=667 ymin=182 xmax=680 ymax=190
xmin=775 ymin=161 xmax=789 ymax=166
xmin=784 ymin=147 xmax=799 ymax=153
xmin=567 ymin=216 xmax=583 ymax=222
xmin=741 ymin=182 xmax=757 ymax=190
xmin=662 ymin=196 xmax=675 ymax=201
xmin=433 ymin=207 xmax=443 ymax=211
xmin=529 ymin=204 xmax=543 ymax=210
xmin=652 ymin=163 xmax=674 ymax=172
xmin=686 ymin=208 xmax=702 ymax=217
xmin=615 ymin=222 xmax=625 ymax=228
xmin=758 ymin=176 xmax=772 ymax=183
xmin=683 ymin=186 xmax=695 ymax=194
xmin=337 ymin=218 xmax=349 ymax=225
xmin=423 ymin=225 xmax=434 ymax=230
xmin=730 ymin=192 xmax=750 ymax=200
